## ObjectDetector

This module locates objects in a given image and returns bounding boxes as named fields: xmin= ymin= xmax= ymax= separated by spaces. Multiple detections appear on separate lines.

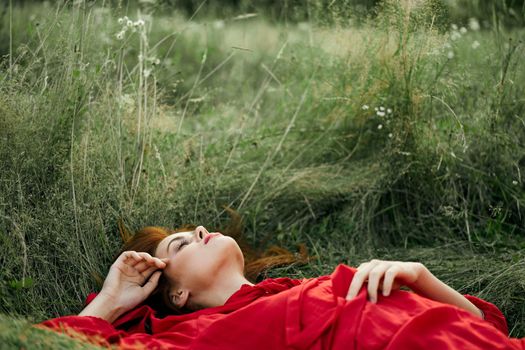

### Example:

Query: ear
xmin=169 ymin=286 xmax=189 ymax=309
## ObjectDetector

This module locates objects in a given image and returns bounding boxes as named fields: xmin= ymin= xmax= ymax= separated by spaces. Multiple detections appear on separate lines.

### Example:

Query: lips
xmin=204 ymin=233 xmax=221 ymax=245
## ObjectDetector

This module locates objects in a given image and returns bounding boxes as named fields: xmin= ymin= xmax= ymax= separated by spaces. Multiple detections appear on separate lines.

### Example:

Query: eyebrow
xmin=166 ymin=232 xmax=191 ymax=254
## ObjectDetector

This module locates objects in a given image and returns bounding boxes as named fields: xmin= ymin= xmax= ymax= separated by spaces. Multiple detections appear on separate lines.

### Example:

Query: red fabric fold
xmin=38 ymin=264 xmax=525 ymax=350
xmin=463 ymin=294 xmax=509 ymax=335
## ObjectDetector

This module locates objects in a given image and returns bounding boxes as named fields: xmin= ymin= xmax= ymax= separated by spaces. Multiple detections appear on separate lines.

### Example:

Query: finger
xmin=367 ymin=263 xmax=390 ymax=303
xmin=134 ymin=258 xmax=165 ymax=273
xmin=141 ymin=265 xmax=160 ymax=280
xmin=142 ymin=271 xmax=162 ymax=296
xmin=137 ymin=252 xmax=166 ymax=268
xmin=382 ymin=265 xmax=401 ymax=297
xmin=134 ymin=261 xmax=151 ymax=273
xmin=346 ymin=260 xmax=379 ymax=300
xmin=119 ymin=251 xmax=143 ymax=266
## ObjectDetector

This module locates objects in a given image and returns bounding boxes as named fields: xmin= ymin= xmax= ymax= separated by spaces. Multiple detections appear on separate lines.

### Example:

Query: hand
xmin=345 ymin=259 xmax=425 ymax=303
xmin=98 ymin=251 xmax=168 ymax=313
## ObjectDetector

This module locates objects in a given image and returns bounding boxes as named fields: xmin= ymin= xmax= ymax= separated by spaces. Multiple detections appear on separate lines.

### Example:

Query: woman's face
xmin=154 ymin=226 xmax=245 ymax=305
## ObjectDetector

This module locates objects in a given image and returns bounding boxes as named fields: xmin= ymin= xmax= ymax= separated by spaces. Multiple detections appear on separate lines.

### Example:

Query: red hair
xmin=115 ymin=208 xmax=312 ymax=315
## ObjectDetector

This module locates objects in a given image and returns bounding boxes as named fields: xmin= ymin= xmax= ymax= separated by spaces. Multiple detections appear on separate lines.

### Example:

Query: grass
xmin=0 ymin=0 xmax=524 ymax=346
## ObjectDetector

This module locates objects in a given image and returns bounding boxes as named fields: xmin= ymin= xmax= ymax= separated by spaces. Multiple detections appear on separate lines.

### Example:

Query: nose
xmin=195 ymin=226 xmax=209 ymax=241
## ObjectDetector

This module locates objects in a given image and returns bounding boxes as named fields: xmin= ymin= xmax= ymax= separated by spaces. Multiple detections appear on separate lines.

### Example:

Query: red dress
xmin=38 ymin=264 xmax=525 ymax=349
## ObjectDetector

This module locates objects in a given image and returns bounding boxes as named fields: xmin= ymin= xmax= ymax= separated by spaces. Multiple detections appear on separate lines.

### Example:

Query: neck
xmin=197 ymin=272 xmax=254 ymax=309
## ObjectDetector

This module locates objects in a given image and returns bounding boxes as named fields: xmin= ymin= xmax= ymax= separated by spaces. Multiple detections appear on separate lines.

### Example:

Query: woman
xmin=39 ymin=224 xmax=525 ymax=349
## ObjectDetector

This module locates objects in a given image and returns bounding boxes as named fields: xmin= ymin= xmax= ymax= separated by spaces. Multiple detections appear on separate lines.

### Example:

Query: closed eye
xmin=178 ymin=239 xmax=190 ymax=251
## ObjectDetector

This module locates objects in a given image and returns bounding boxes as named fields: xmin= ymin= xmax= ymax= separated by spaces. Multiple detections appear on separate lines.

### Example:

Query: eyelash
xmin=177 ymin=239 xmax=190 ymax=251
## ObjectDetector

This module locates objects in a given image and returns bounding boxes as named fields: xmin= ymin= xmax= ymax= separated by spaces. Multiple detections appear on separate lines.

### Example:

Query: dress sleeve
xmin=463 ymin=294 xmax=509 ymax=336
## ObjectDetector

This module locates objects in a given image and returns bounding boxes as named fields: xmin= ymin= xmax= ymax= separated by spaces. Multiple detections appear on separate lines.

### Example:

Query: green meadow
xmin=1 ymin=0 xmax=524 ymax=346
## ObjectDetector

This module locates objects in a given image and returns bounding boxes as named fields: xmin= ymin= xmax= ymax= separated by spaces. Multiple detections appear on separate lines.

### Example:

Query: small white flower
xmin=153 ymin=58 xmax=161 ymax=65
xmin=362 ymin=104 xmax=369 ymax=110
xmin=459 ymin=27 xmax=467 ymax=34
xmin=377 ymin=124 xmax=383 ymax=130
xmin=134 ymin=19 xmax=145 ymax=27
xmin=451 ymin=24 xmax=458 ymax=31
xmin=469 ymin=18 xmax=480 ymax=31
xmin=116 ymin=31 xmax=125 ymax=40
xmin=379 ymin=106 xmax=385 ymax=111
xmin=388 ymin=133 xmax=393 ymax=138
xmin=144 ymin=68 xmax=151 ymax=78
xmin=118 ymin=17 xmax=124 ymax=24
xmin=387 ymin=108 xmax=392 ymax=114
xmin=472 ymin=40 xmax=480 ymax=49
xmin=451 ymin=31 xmax=461 ymax=41
xmin=374 ymin=107 xmax=378 ymax=111
xmin=447 ymin=51 xmax=454 ymax=59
xmin=513 ymin=180 xmax=518 ymax=185
xmin=126 ymin=19 xmax=133 ymax=27
xmin=377 ymin=111 xmax=386 ymax=117
xmin=154 ymin=144 xmax=161 ymax=161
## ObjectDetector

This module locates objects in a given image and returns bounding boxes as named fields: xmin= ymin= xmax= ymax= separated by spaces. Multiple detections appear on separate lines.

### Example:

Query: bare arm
xmin=345 ymin=259 xmax=483 ymax=319
xmin=408 ymin=264 xmax=483 ymax=319
xmin=78 ymin=251 xmax=168 ymax=323
xmin=78 ymin=293 xmax=126 ymax=323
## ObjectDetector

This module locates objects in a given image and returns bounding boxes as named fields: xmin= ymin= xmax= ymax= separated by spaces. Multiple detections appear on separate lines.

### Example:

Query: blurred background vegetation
xmin=0 ymin=0 xmax=524 ymax=347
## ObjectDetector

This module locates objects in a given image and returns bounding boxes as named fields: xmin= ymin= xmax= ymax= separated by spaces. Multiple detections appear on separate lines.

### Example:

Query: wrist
xmin=79 ymin=292 xmax=126 ymax=323
xmin=409 ymin=263 xmax=430 ymax=290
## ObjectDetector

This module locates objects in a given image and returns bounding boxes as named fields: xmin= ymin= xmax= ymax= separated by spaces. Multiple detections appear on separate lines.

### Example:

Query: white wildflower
xmin=469 ymin=18 xmax=480 ymax=31
xmin=362 ymin=104 xmax=369 ymax=110
xmin=472 ymin=40 xmax=480 ymax=49
xmin=388 ymin=133 xmax=393 ymax=138
xmin=374 ymin=107 xmax=379 ymax=111
xmin=118 ymin=17 xmax=124 ymax=24
xmin=144 ymin=68 xmax=151 ymax=78
xmin=459 ymin=27 xmax=467 ymax=34
xmin=377 ymin=111 xmax=386 ymax=117
xmin=451 ymin=24 xmax=458 ymax=31
xmin=377 ymin=124 xmax=383 ymax=130
xmin=116 ymin=31 xmax=125 ymax=40
xmin=134 ymin=19 xmax=145 ymax=27
xmin=451 ymin=31 xmax=461 ymax=41
xmin=513 ymin=180 xmax=518 ymax=185
xmin=447 ymin=51 xmax=454 ymax=59
xmin=154 ymin=144 xmax=161 ymax=161
xmin=379 ymin=106 xmax=385 ymax=111
xmin=387 ymin=108 xmax=392 ymax=114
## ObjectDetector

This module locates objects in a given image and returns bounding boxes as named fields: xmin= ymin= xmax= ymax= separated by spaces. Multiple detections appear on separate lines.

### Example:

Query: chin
xmin=213 ymin=236 xmax=244 ymax=270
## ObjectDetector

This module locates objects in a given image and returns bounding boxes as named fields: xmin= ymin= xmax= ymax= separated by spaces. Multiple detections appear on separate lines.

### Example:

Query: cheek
xmin=165 ymin=238 xmax=241 ymax=285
